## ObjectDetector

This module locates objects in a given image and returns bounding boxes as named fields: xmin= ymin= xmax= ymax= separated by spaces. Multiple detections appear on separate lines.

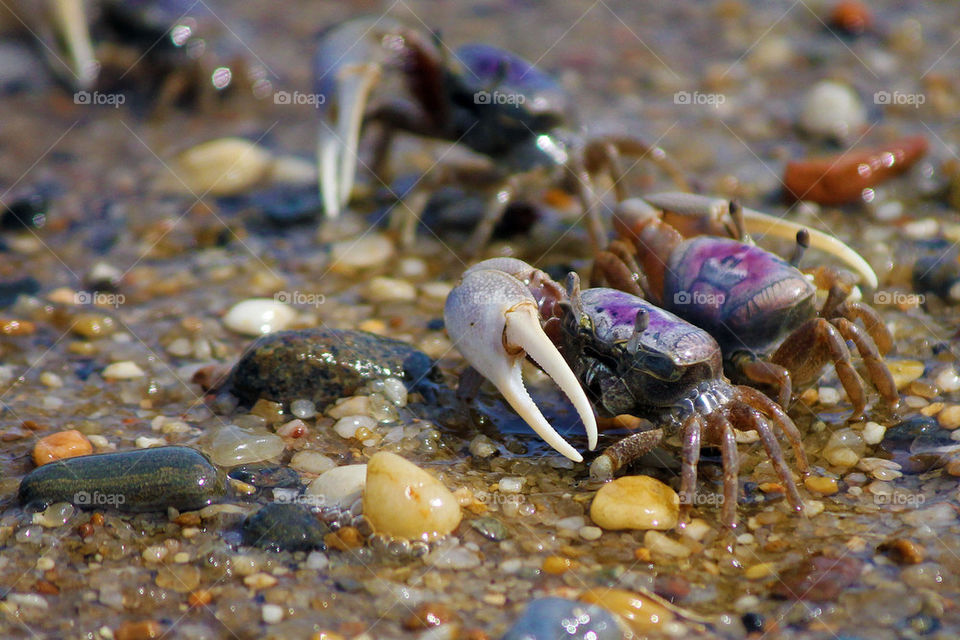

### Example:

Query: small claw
xmin=445 ymin=265 xmax=598 ymax=461
xmin=642 ymin=192 xmax=879 ymax=289
xmin=317 ymin=62 xmax=381 ymax=218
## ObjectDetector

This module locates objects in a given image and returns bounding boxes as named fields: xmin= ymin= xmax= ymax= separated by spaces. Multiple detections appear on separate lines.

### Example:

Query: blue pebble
xmin=501 ymin=597 xmax=623 ymax=640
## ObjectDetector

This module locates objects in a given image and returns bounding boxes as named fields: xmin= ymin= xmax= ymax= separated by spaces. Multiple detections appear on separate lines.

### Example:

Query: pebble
xmin=333 ymin=415 xmax=376 ymax=439
xmin=772 ymin=555 xmax=862 ymax=601
xmin=156 ymin=565 xmax=201 ymax=593
xmin=879 ymin=538 xmax=925 ymax=565
xmin=580 ymin=588 xmax=677 ymax=635
xmin=935 ymin=367 xmax=960 ymax=393
xmin=224 ymin=328 xmax=440 ymax=409
xmin=817 ymin=387 xmax=840 ymax=405
xmin=498 ymin=477 xmax=524 ymax=493
xmin=330 ymin=234 xmax=394 ymax=272
xmin=424 ymin=540 xmax=481 ymax=570
xmin=289 ymin=451 xmax=336 ymax=475
xmin=32 ymin=430 xmax=92 ymax=466
xmin=18 ymin=446 xmax=224 ymax=512
xmin=290 ymin=399 xmax=317 ymax=419
xmin=938 ymin=405 xmax=960 ymax=430
xmin=804 ymin=476 xmax=839 ymax=495
xmin=71 ymin=313 xmax=116 ymax=339
xmin=170 ymin=137 xmax=273 ymax=196
xmin=468 ymin=435 xmax=497 ymax=458
xmin=643 ymin=530 xmax=692 ymax=558
xmin=33 ymin=502 xmax=75 ymax=528
xmin=242 ymin=503 xmax=328 ymax=552
xmin=307 ymin=464 xmax=367 ymax=510
xmin=227 ymin=464 xmax=300 ymax=490
xmin=469 ymin=516 xmax=509 ymax=541
xmin=822 ymin=428 xmax=865 ymax=468
xmin=579 ymin=526 xmax=603 ymax=541
xmin=102 ymin=361 xmax=145 ymax=379
xmin=223 ymin=298 xmax=296 ymax=336
xmin=799 ymin=80 xmax=865 ymax=140
xmin=889 ymin=360 xmax=926 ymax=390
xmin=862 ymin=421 xmax=886 ymax=444
xmin=500 ymin=597 xmax=624 ymax=640
xmin=382 ymin=378 xmax=408 ymax=406
xmin=364 ymin=277 xmax=417 ymax=303
xmin=205 ymin=424 xmax=285 ymax=466
xmin=902 ymin=503 xmax=956 ymax=528
xmin=328 ymin=396 xmax=370 ymax=419
xmin=262 ymin=603 xmax=284 ymax=624
xmin=363 ymin=452 xmax=461 ymax=541
xmin=114 ymin=621 xmax=166 ymax=640
xmin=589 ymin=476 xmax=679 ymax=530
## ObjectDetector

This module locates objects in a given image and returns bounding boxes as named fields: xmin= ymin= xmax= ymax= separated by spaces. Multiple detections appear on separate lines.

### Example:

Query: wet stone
xmin=227 ymin=465 xmax=301 ymax=490
xmin=242 ymin=503 xmax=329 ymax=552
xmin=469 ymin=516 xmax=509 ymax=541
xmin=501 ymin=597 xmax=624 ymax=640
xmin=771 ymin=555 xmax=862 ymax=601
xmin=19 ymin=446 xmax=224 ymax=512
xmin=223 ymin=328 xmax=442 ymax=409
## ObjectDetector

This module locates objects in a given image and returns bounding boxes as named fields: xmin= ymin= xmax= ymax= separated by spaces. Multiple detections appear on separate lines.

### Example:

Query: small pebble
xmin=542 ymin=556 xmax=577 ymax=574
xmin=879 ymin=538 xmax=925 ymax=565
xmin=307 ymin=464 xmax=367 ymax=509
xmin=579 ymin=526 xmax=602 ymax=541
xmin=242 ymin=503 xmax=328 ymax=552
xmin=223 ymin=298 xmax=296 ymax=336
xmin=32 ymin=430 xmax=92 ymax=466
xmin=262 ymin=603 xmax=284 ymax=624
xmin=334 ymin=415 xmax=376 ymax=439
xmin=290 ymin=399 xmax=317 ymax=419
xmin=745 ymin=562 xmax=776 ymax=580
xmin=938 ymin=405 xmax=960 ymax=430
xmin=643 ymin=530 xmax=691 ymax=558
xmin=330 ymin=234 xmax=394 ymax=272
xmin=363 ymin=452 xmax=461 ymax=541
xmin=498 ymin=477 xmax=524 ymax=494
xmin=799 ymin=80 xmax=865 ymax=140
xmin=170 ymin=137 xmax=273 ymax=196
xmin=206 ymin=424 xmax=285 ymax=466
xmin=862 ymin=421 xmax=886 ymax=444
xmin=364 ymin=277 xmax=417 ymax=303
xmin=935 ymin=367 xmax=960 ymax=393
xmin=102 ymin=361 xmax=145 ymax=379
xmin=580 ymin=588 xmax=677 ymax=635
xmin=817 ymin=387 xmax=840 ymax=405
xmin=327 ymin=396 xmax=370 ymax=419
xmin=114 ymin=621 xmax=166 ymax=640
xmin=501 ymin=597 xmax=623 ymax=640
xmin=590 ymin=476 xmax=679 ymax=530
xmin=289 ymin=451 xmax=336 ymax=475
xmin=889 ymin=360 xmax=926 ymax=390
xmin=804 ymin=476 xmax=839 ymax=496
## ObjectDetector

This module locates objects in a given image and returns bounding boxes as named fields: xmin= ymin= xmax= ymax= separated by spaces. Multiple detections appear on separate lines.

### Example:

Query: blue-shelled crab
xmin=445 ymin=257 xmax=810 ymax=527
xmin=313 ymin=16 xmax=690 ymax=249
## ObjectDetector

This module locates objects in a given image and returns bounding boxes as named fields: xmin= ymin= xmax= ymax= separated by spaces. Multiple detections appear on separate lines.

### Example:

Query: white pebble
xmin=223 ymin=298 xmax=296 ymax=336
xmin=579 ymin=526 xmax=603 ymax=541
xmin=818 ymin=387 xmax=841 ymax=405
xmin=167 ymin=338 xmax=192 ymax=357
xmin=327 ymin=396 xmax=370 ymax=419
xmin=305 ymin=551 xmax=329 ymax=571
xmin=39 ymin=372 xmax=63 ymax=388
xmin=398 ymin=257 xmax=428 ymax=278
xmin=102 ymin=361 xmax=145 ymax=379
xmin=903 ymin=218 xmax=939 ymax=240
xmin=936 ymin=367 xmax=960 ymax=393
xmin=262 ymin=604 xmax=284 ymax=624
xmin=289 ymin=451 xmax=336 ymax=475
xmin=419 ymin=281 xmax=453 ymax=301
xmin=333 ymin=415 xmax=375 ymax=439
xmin=364 ymin=277 xmax=417 ymax=303
xmin=330 ymin=233 xmax=394 ymax=271
xmin=135 ymin=436 xmax=167 ymax=448
xmin=862 ymin=421 xmax=886 ymax=445
xmin=643 ymin=530 xmax=691 ymax=558
xmin=498 ymin=477 xmax=525 ymax=494
xmin=306 ymin=464 xmax=367 ymax=509
xmin=290 ymin=399 xmax=317 ymax=419
xmin=799 ymin=80 xmax=865 ymax=140
xmin=468 ymin=435 xmax=497 ymax=458
xmin=382 ymin=378 xmax=408 ymax=407
xmin=555 ymin=516 xmax=585 ymax=531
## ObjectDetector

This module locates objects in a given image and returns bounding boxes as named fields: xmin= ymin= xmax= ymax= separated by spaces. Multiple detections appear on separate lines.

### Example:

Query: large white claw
xmin=318 ymin=62 xmax=381 ymax=218
xmin=444 ymin=265 xmax=598 ymax=462
xmin=644 ymin=192 xmax=879 ymax=289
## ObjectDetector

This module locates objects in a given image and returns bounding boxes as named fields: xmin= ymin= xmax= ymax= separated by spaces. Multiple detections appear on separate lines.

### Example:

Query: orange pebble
xmin=830 ymin=1 xmax=872 ymax=35
xmin=114 ymin=621 xmax=166 ymax=640
xmin=188 ymin=589 xmax=214 ymax=607
xmin=542 ymin=556 xmax=578 ymax=574
xmin=32 ymin=430 xmax=93 ymax=466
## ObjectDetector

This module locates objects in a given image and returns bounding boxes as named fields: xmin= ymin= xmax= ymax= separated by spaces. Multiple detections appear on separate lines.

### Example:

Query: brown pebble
xmin=403 ymin=602 xmax=459 ymax=630
xmin=879 ymin=538 xmax=925 ymax=565
xmin=33 ymin=580 xmax=59 ymax=595
xmin=114 ymin=620 xmax=166 ymax=640
xmin=33 ymin=430 xmax=93 ymax=466
xmin=654 ymin=574 xmax=691 ymax=601
xmin=324 ymin=526 xmax=364 ymax=551
xmin=188 ymin=589 xmax=214 ymax=607
xmin=804 ymin=476 xmax=839 ymax=496
xmin=90 ymin=512 xmax=105 ymax=526
xmin=174 ymin=512 xmax=202 ymax=526
xmin=829 ymin=0 xmax=873 ymax=35
xmin=77 ymin=523 xmax=95 ymax=539
xmin=634 ymin=547 xmax=652 ymax=562
xmin=462 ymin=630 xmax=490 ymax=640
xmin=772 ymin=555 xmax=862 ymax=601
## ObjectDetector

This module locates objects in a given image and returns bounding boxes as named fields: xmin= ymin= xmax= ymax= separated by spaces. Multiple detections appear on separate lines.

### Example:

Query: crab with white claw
xmin=313 ymin=16 xmax=692 ymax=251
xmin=445 ymin=257 xmax=811 ymax=528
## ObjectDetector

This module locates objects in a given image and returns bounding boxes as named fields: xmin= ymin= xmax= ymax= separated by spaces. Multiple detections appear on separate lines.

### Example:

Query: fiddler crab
xmin=314 ymin=16 xmax=689 ymax=250
xmin=445 ymin=193 xmax=899 ymax=527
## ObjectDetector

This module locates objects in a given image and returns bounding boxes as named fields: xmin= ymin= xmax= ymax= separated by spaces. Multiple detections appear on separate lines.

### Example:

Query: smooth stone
xmin=307 ymin=464 xmax=367 ymax=510
xmin=223 ymin=298 xmax=296 ymax=336
xmin=329 ymin=233 xmax=394 ymax=271
xmin=205 ymin=425 xmax=285 ymax=466
xmin=226 ymin=465 xmax=301 ymax=490
xmin=363 ymin=452 xmax=461 ymax=541
xmin=18 ymin=446 xmax=224 ymax=512
xmin=102 ymin=361 xmax=145 ymax=379
xmin=799 ymin=80 xmax=865 ymax=140
xmin=590 ymin=475 xmax=679 ymax=530
xmin=289 ymin=451 xmax=336 ymax=475
xmin=580 ymin=588 xmax=677 ymax=635
xmin=223 ymin=328 xmax=441 ymax=409
xmin=364 ymin=277 xmax=417 ymax=303
xmin=242 ymin=503 xmax=329 ymax=552
xmin=469 ymin=516 xmax=509 ymax=541
xmin=501 ymin=597 xmax=624 ymax=640
xmin=170 ymin=137 xmax=273 ymax=196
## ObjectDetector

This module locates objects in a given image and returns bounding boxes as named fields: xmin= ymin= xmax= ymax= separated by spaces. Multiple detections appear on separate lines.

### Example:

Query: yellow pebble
xmin=938 ymin=405 xmax=960 ymax=430
xmin=542 ymin=556 xmax=577 ymax=574
xmin=745 ymin=562 xmax=776 ymax=580
xmin=580 ymin=587 xmax=676 ymax=634
xmin=804 ymin=476 xmax=839 ymax=496
xmin=888 ymin=360 xmax=925 ymax=390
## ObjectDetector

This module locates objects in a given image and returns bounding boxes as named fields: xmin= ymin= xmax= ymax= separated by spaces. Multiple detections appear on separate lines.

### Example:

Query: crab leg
xmin=445 ymin=263 xmax=598 ymax=461
xmin=641 ymin=192 xmax=879 ymax=289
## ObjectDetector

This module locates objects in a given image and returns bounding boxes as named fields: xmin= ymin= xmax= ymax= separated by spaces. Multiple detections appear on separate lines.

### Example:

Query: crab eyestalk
xmin=641 ymin=192 xmax=879 ymax=289
xmin=444 ymin=261 xmax=598 ymax=461
xmin=39 ymin=0 xmax=99 ymax=90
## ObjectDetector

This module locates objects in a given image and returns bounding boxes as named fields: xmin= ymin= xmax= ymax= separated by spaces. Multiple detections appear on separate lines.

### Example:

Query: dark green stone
xmin=242 ymin=502 xmax=328 ymax=552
